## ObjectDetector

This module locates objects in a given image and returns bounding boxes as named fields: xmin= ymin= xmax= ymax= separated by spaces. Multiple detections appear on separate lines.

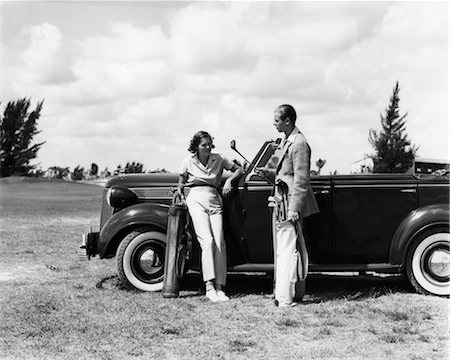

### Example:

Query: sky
xmin=1 ymin=0 xmax=448 ymax=174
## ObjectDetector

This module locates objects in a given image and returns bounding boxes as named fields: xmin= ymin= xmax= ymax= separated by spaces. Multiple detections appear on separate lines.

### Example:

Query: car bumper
xmin=78 ymin=231 xmax=100 ymax=260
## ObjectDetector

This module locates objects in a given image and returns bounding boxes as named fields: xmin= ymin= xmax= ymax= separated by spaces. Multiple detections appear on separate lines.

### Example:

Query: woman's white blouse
xmin=180 ymin=153 xmax=236 ymax=188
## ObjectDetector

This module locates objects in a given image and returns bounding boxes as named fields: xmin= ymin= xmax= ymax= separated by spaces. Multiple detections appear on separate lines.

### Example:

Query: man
xmin=257 ymin=104 xmax=319 ymax=307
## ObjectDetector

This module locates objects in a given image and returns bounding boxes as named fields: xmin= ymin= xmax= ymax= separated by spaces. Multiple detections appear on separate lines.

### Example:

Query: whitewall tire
xmin=116 ymin=229 xmax=166 ymax=292
xmin=406 ymin=230 xmax=450 ymax=297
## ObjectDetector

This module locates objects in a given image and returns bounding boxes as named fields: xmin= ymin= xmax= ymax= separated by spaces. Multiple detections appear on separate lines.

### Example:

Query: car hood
xmin=105 ymin=173 xmax=179 ymax=188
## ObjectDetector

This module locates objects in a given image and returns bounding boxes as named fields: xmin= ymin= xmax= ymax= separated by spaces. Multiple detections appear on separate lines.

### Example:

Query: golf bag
xmin=269 ymin=181 xmax=309 ymax=304
xmin=162 ymin=193 xmax=190 ymax=298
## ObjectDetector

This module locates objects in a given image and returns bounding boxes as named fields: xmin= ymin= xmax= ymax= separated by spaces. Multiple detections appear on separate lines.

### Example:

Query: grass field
xmin=0 ymin=178 xmax=448 ymax=360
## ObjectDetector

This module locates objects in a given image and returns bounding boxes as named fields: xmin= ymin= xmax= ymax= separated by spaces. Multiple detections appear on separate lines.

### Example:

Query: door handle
xmin=401 ymin=189 xmax=416 ymax=194
xmin=318 ymin=189 xmax=330 ymax=195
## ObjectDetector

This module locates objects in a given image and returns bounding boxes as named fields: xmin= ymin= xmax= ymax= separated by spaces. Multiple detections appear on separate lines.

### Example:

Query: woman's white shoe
xmin=216 ymin=290 xmax=230 ymax=301
xmin=206 ymin=289 xmax=220 ymax=302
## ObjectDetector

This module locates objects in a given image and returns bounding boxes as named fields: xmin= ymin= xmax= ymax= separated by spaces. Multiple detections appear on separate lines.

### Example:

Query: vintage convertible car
xmin=80 ymin=140 xmax=449 ymax=297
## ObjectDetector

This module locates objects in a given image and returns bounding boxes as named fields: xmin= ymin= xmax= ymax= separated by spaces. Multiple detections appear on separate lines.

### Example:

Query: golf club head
xmin=230 ymin=139 xmax=248 ymax=161
xmin=275 ymin=179 xmax=289 ymax=195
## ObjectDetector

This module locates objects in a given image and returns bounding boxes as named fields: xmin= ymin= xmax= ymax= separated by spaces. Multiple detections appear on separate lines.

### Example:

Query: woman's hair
xmin=188 ymin=130 xmax=215 ymax=153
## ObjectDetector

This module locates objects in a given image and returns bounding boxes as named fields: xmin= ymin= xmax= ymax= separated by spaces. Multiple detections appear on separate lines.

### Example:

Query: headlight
xmin=106 ymin=186 xmax=139 ymax=209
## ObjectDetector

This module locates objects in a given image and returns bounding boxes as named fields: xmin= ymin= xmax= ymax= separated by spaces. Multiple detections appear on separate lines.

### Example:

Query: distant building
xmin=412 ymin=158 xmax=449 ymax=174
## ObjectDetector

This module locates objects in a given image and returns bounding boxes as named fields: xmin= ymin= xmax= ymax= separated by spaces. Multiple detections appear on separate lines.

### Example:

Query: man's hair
xmin=275 ymin=104 xmax=297 ymax=125
xmin=188 ymin=130 xmax=215 ymax=153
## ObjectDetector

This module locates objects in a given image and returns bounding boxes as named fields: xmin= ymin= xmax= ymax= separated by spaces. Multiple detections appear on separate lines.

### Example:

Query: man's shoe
xmin=206 ymin=289 xmax=220 ymax=302
xmin=278 ymin=302 xmax=297 ymax=308
xmin=275 ymin=299 xmax=298 ymax=307
xmin=216 ymin=290 xmax=230 ymax=302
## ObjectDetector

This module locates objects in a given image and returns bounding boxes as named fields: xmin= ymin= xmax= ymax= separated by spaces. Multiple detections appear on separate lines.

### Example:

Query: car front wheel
xmin=116 ymin=228 xmax=166 ymax=292
xmin=406 ymin=228 xmax=450 ymax=297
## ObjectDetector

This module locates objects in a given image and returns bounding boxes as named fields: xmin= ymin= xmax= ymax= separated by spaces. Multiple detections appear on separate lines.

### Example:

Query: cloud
xmin=64 ymin=22 xmax=173 ymax=105
xmin=83 ymin=22 xmax=169 ymax=61
xmin=169 ymin=2 xmax=254 ymax=73
xmin=13 ymin=23 xmax=76 ymax=87
xmin=21 ymin=23 xmax=62 ymax=74
xmin=2 ymin=1 xmax=448 ymax=173
xmin=67 ymin=59 xmax=172 ymax=104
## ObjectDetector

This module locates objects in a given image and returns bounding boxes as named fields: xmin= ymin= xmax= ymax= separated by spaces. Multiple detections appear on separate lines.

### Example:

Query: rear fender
xmin=98 ymin=203 xmax=169 ymax=258
xmin=389 ymin=204 xmax=450 ymax=266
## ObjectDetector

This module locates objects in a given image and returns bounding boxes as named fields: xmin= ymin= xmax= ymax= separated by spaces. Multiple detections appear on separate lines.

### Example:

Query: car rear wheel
xmin=116 ymin=229 xmax=166 ymax=292
xmin=406 ymin=229 xmax=450 ymax=297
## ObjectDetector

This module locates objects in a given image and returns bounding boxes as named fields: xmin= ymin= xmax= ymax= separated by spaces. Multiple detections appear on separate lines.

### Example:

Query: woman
xmin=178 ymin=131 xmax=242 ymax=302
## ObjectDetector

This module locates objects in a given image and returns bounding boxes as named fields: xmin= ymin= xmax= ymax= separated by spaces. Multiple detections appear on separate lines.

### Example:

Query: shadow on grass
xmin=96 ymin=271 xmax=414 ymax=302
xmin=181 ymin=272 xmax=414 ymax=302
xmin=303 ymin=273 xmax=413 ymax=302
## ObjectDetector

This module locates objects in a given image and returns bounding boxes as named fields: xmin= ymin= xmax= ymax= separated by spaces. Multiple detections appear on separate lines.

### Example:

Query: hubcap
xmin=131 ymin=241 xmax=164 ymax=283
xmin=428 ymin=248 xmax=450 ymax=278
xmin=139 ymin=249 xmax=163 ymax=275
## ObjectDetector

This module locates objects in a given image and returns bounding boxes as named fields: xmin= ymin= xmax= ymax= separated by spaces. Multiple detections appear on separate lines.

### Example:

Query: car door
xmin=330 ymin=175 xmax=418 ymax=263
xmin=304 ymin=176 xmax=333 ymax=264
xmin=220 ymin=141 xmax=280 ymax=266
xmin=236 ymin=141 xmax=279 ymax=263
xmin=233 ymin=140 xmax=333 ymax=265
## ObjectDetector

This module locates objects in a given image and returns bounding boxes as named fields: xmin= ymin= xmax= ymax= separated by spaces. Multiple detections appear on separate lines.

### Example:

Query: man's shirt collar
xmin=284 ymin=127 xmax=300 ymax=145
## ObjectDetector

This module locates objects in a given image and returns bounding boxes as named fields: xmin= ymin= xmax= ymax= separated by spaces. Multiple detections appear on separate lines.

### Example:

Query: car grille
xmin=100 ymin=190 xmax=114 ymax=230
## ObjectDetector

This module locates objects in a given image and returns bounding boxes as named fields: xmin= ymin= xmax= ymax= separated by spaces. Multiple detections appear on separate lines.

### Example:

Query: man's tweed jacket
xmin=269 ymin=127 xmax=319 ymax=219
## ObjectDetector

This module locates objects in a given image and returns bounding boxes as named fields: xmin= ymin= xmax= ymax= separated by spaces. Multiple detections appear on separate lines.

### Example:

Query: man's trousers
xmin=273 ymin=216 xmax=309 ymax=305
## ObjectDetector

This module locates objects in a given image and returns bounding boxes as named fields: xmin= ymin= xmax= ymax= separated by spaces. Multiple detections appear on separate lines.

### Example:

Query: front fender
xmin=98 ymin=203 xmax=169 ymax=258
xmin=389 ymin=204 xmax=449 ymax=266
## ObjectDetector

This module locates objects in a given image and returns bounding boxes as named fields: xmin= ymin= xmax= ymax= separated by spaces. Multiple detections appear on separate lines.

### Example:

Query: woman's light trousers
xmin=186 ymin=187 xmax=227 ymax=286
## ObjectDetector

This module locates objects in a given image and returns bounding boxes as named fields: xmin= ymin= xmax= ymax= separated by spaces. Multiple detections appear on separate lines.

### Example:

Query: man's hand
xmin=255 ymin=167 xmax=270 ymax=178
xmin=288 ymin=210 xmax=299 ymax=222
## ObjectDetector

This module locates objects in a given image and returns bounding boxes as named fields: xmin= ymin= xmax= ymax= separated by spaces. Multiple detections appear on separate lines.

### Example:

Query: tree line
xmin=0 ymin=99 xmax=169 ymax=179
xmin=1 ymin=83 xmax=417 ymax=178
xmin=40 ymin=162 xmax=170 ymax=181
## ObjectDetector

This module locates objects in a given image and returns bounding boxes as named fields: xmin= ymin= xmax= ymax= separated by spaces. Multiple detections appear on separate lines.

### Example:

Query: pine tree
xmin=0 ymin=98 xmax=45 ymax=177
xmin=369 ymin=82 xmax=417 ymax=173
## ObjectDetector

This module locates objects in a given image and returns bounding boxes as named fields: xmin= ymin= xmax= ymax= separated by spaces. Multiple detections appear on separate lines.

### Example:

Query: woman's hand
xmin=222 ymin=179 xmax=233 ymax=197
xmin=177 ymin=174 xmax=187 ymax=200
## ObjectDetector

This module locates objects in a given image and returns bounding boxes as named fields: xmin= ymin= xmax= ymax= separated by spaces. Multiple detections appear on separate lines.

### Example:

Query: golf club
xmin=230 ymin=140 xmax=254 ymax=169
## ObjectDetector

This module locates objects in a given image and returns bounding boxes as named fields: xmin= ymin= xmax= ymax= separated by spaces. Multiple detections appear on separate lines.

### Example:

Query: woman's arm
xmin=222 ymin=164 xmax=243 ymax=196
xmin=177 ymin=173 xmax=187 ymax=197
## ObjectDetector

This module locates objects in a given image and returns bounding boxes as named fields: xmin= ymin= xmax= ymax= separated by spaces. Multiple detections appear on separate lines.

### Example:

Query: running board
xmin=227 ymin=263 xmax=402 ymax=274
